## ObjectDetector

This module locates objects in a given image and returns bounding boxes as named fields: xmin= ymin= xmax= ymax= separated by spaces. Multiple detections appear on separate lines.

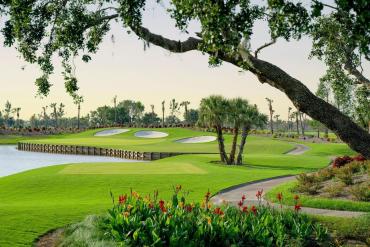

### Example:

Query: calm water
xmin=0 ymin=145 xmax=143 ymax=177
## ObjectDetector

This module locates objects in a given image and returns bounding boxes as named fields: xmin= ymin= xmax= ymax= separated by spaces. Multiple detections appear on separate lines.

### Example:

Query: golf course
xmin=0 ymin=127 xmax=358 ymax=246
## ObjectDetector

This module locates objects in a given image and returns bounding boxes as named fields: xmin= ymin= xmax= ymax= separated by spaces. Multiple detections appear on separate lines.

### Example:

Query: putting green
xmin=0 ymin=128 xmax=356 ymax=246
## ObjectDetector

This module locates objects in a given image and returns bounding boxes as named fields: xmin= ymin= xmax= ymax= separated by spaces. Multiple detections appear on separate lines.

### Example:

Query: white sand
xmin=134 ymin=131 xmax=168 ymax=138
xmin=175 ymin=136 xmax=217 ymax=143
xmin=94 ymin=129 xmax=130 ymax=137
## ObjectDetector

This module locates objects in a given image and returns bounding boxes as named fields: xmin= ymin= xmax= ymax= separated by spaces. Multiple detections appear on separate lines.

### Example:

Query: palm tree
xmin=12 ymin=107 xmax=21 ymax=128
xmin=180 ymin=101 xmax=190 ymax=122
xmin=112 ymin=95 xmax=118 ymax=125
xmin=73 ymin=95 xmax=84 ymax=129
xmin=227 ymin=98 xmax=248 ymax=164
xmin=293 ymin=111 xmax=300 ymax=135
xmin=198 ymin=95 xmax=230 ymax=164
xmin=236 ymin=105 xmax=267 ymax=165
xmin=287 ymin=107 xmax=292 ymax=131
xmin=299 ymin=111 xmax=305 ymax=136
xmin=274 ymin=114 xmax=280 ymax=131
xmin=42 ymin=106 xmax=48 ymax=128
xmin=265 ymin=98 xmax=274 ymax=134
xmin=3 ymin=101 xmax=12 ymax=127
xmin=50 ymin=103 xmax=58 ymax=128
xmin=161 ymin=100 xmax=165 ymax=127
xmin=150 ymin=104 xmax=155 ymax=114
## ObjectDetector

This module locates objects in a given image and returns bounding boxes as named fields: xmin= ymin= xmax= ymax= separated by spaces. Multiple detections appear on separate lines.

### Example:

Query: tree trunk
xmin=317 ymin=129 xmax=320 ymax=138
xmin=235 ymin=53 xmax=370 ymax=158
xmin=215 ymin=125 xmax=229 ymax=164
xmin=296 ymin=115 xmax=299 ymax=135
xmin=77 ymin=104 xmax=81 ymax=129
xmin=299 ymin=112 xmax=305 ymax=136
xmin=236 ymin=125 xmax=251 ymax=165
xmin=229 ymin=126 xmax=239 ymax=164
xmin=269 ymin=112 xmax=274 ymax=134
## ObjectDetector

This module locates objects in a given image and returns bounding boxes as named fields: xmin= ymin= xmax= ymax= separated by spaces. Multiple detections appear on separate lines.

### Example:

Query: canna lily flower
xmin=256 ymin=189 xmax=263 ymax=200
xmin=276 ymin=192 xmax=283 ymax=202
xmin=185 ymin=204 xmax=193 ymax=212
xmin=118 ymin=194 xmax=127 ymax=204
xmin=213 ymin=207 xmax=224 ymax=215
xmin=294 ymin=203 xmax=302 ymax=212
xmin=206 ymin=216 xmax=212 ymax=225
xmin=293 ymin=195 xmax=299 ymax=201
xmin=242 ymin=206 xmax=248 ymax=213
xmin=241 ymin=195 xmax=246 ymax=201
xmin=122 ymin=211 xmax=130 ymax=217
xmin=250 ymin=205 xmax=257 ymax=215
xmin=238 ymin=200 xmax=243 ymax=207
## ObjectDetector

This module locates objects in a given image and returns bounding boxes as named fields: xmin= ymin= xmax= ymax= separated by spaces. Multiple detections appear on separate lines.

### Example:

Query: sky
xmin=0 ymin=1 xmax=369 ymax=120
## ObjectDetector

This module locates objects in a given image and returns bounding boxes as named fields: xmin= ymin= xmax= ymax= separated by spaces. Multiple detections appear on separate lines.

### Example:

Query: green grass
xmin=265 ymin=181 xmax=370 ymax=212
xmin=0 ymin=128 xmax=357 ymax=246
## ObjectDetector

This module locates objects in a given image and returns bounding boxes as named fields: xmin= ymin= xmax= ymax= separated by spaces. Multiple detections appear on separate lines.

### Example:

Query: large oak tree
xmin=0 ymin=0 xmax=369 ymax=157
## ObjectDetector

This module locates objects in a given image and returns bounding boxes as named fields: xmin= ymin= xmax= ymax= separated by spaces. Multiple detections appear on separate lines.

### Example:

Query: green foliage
xmin=98 ymin=188 xmax=329 ymax=246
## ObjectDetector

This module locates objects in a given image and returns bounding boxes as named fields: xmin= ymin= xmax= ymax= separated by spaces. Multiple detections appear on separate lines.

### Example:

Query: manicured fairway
xmin=0 ymin=128 xmax=356 ymax=246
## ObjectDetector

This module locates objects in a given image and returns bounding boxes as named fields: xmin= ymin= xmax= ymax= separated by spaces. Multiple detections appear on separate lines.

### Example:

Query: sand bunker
xmin=175 ymin=136 xmax=217 ymax=143
xmin=94 ymin=129 xmax=130 ymax=137
xmin=134 ymin=131 xmax=168 ymax=138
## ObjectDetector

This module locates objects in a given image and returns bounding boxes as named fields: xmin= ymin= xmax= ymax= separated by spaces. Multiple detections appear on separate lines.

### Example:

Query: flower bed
xmin=266 ymin=158 xmax=370 ymax=212
xmin=60 ymin=186 xmax=329 ymax=246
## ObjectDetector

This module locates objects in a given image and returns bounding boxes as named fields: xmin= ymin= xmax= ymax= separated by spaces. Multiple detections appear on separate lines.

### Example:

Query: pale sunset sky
xmin=0 ymin=1 xmax=369 ymax=120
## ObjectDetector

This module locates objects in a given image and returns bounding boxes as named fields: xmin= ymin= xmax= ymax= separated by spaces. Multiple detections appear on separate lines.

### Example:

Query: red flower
xmin=256 ymin=189 xmax=263 ymax=200
xmin=293 ymin=195 xmax=299 ymax=201
xmin=294 ymin=203 xmax=302 ymax=212
xmin=250 ymin=205 xmax=257 ymax=215
xmin=159 ymin=199 xmax=167 ymax=213
xmin=238 ymin=200 xmax=243 ymax=207
xmin=213 ymin=207 xmax=224 ymax=215
xmin=242 ymin=206 xmax=248 ymax=212
xmin=185 ymin=205 xmax=193 ymax=212
xmin=241 ymin=195 xmax=246 ymax=201
xmin=118 ymin=194 xmax=127 ymax=204
xmin=276 ymin=192 xmax=283 ymax=202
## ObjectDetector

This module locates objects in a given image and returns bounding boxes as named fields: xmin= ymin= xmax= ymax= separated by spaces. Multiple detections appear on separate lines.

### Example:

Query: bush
xmin=296 ymin=173 xmax=322 ymax=195
xmin=332 ymin=156 xmax=353 ymax=168
xmin=334 ymin=166 xmax=354 ymax=185
xmin=349 ymin=183 xmax=370 ymax=202
xmin=323 ymin=182 xmax=345 ymax=198
xmin=317 ymin=168 xmax=335 ymax=182
xmin=93 ymin=188 xmax=329 ymax=246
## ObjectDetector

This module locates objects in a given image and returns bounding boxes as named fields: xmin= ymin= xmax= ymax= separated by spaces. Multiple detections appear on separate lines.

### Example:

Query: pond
xmin=0 ymin=145 xmax=143 ymax=177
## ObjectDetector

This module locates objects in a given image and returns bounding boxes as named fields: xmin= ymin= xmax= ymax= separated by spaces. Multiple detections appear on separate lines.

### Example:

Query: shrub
xmin=296 ymin=173 xmax=322 ymax=195
xmin=317 ymin=168 xmax=335 ymax=182
xmin=97 ymin=188 xmax=329 ymax=246
xmin=349 ymin=183 xmax=370 ymax=202
xmin=334 ymin=166 xmax=354 ymax=185
xmin=332 ymin=156 xmax=353 ymax=168
xmin=323 ymin=182 xmax=345 ymax=198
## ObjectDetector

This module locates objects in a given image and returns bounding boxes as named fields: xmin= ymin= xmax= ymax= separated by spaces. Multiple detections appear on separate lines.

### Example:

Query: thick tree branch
xmin=254 ymin=39 xmax=276 ymax=58
xmin=131 ymin=25 xmax=201 ymax=53
xmin=344 ymin=58 xmax=370 ymax=88
xmin=126 ymin=25 xmax=370 ymax=157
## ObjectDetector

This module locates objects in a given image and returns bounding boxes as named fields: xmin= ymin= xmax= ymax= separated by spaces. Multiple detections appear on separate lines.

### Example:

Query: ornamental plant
xmin=103 ymin=186 xmax=328 ymax=246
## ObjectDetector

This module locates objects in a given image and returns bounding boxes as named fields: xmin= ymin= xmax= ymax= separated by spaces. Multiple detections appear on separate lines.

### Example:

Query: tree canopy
xmin=0 ymin=0 xmax=369 ymax=157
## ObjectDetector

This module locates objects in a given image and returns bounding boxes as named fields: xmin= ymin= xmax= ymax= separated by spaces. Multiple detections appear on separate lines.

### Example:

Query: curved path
xmin=211 ymin=143 xmax=366 ymax=218
xmin=285 ymin=143 xmax=310 ymax=155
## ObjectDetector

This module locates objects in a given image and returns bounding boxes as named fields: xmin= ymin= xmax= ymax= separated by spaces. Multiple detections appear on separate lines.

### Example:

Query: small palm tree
xmin=180 ymin=101 xmax=190 ymax=122
xmin=73 ymin=95 xmax=84 ymax=129
xmin=198 ymin=95 xmax=230 ymax=164
xmin=12 ymin=107 xmax=21 ymax=128
xmin=227 ymin=98 xmax=249 ymax=164
xmin=161 ymin=101 xmax=165 ymax=127
xmin=236 ymin=105 xmax=267 ymax=165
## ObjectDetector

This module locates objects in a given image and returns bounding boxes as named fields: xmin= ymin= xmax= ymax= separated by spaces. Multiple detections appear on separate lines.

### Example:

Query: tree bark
xmin=236 ymin=125 xmax=251 ymax=165
xmin=215 ymin=125 xmax=229 ymax=164
xmin=130 ymin=26 xmax=370 ymax=158
xmin=77 ymin=104 xmax=81 ymax=129
xmin=229 ymin=126 xmax=239 ymax=164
